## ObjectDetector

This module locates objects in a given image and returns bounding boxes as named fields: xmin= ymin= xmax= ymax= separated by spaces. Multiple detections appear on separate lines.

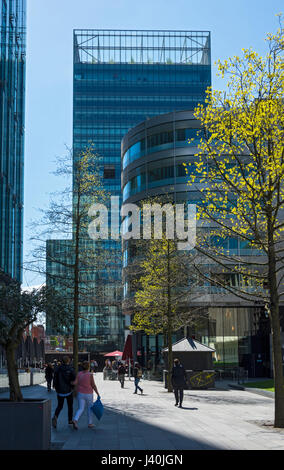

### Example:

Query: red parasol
xmin=104 ymin=350 xmax=123 ymax=357
xmin=122 ymin=334 xmax=133 ymax=360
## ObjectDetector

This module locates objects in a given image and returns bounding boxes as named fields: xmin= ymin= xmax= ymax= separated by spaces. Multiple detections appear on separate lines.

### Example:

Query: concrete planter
xmin=0 ymin=398 xmax=51 ymax=450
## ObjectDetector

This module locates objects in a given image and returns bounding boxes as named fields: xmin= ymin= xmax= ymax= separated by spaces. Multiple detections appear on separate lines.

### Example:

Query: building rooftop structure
xmin=74 ymin=29 xmax=210 ymax=65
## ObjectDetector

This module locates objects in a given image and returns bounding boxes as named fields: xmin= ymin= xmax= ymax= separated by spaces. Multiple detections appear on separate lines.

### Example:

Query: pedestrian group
xmin=45 ymin=355 xmax=187 ymax=431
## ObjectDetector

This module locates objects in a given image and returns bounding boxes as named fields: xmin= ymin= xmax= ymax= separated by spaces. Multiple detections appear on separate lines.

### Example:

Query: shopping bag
xmin=91 ymin=396 xmax=104 ymax=420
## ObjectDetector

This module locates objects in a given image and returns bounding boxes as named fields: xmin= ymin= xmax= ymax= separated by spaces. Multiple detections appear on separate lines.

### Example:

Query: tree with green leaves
xmin=0 ymin=280 xmax=72 ymax=401
xmin=186 ymin=19 xmax=284 ymax=426
xmin=27 ymin=144 xmax=119 ymax=374
xmin=130 ymin=235 xmax=203 ymax=392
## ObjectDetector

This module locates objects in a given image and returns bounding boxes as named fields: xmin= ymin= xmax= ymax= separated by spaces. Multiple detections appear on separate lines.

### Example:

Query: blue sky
xmin=23 ymin=0 xmax=283 ymax=286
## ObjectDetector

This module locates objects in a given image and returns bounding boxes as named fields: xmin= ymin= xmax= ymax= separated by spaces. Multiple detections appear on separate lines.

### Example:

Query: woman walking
xmin=72 ymin=361 xmax=100 ymax=429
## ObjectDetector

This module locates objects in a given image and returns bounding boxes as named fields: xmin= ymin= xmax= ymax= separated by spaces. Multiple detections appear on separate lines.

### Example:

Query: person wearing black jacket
xmin=117 ymin=362 xmax=126 ymax=389
xmin=45 ymin=363 xmax=54 ymax=392
xmin=133 ymin=362 xmax=143 ymax=394
xmin=52 ymin=356 xmax=76 ymax=428
xmin=171 ymin=358 xmax=187 ymax=408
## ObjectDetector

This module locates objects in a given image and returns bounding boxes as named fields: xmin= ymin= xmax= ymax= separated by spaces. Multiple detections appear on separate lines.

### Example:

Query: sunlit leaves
xmin=185 ymin=20 xmax=284 ymax=301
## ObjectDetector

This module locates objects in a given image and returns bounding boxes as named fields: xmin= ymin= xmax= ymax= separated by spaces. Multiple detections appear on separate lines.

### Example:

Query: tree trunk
xmin=73 ymin=301 xmax=79 ymax=375
xmin=270 ymin=304 xmax=284 ymax=427
xmin=145 ymin=335 xmax=149 ymax=369
xmin=162 ymin=332 xmax=167 ymax=348
xmin=154 ymin=334 xmax=159 ymax=372
xmin=167 ymin=326 xmax=173 ymax=392
xmin=269 ymin=267 xmax=284 ymax=427
xmin=167 ymin=241 xmax=173 ymax=392
xmin=267 ymin=224 xmax=284 ymax=427
xmin=6 ymin=342 xmax=23 ymax=401
xmin=73 ymin=255 xmax=79 ymax=375
xmin=73 ymin=192 xmax=81 ymax=376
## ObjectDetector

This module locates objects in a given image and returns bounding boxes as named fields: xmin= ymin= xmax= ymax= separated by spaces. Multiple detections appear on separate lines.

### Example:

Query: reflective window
xmin=148 ymin=165 xmax=174 ymax=189
xmin=104 ymin=165 xmax=116 ymax=179
xmin=199 ymin=306 xmax=270 ymax=376
xmin=175 ymin=128 xmax=201 ymax=146
xmin=123 ymin=173 xmax=146 ymax=200
xmin=123 ymin=128 xmax=201 ymax=169
xmin=148 ymin=131 xmax=173 ymax=148
xmin=123 ymin=162 xmax=204 ymax=201
xmin=149 ymin=165 xmax=174 ymax=182
xmin=123 ymin=139 xmax=145 ymax=169
xmin=176 ymin=164 xmax=187 ymax=177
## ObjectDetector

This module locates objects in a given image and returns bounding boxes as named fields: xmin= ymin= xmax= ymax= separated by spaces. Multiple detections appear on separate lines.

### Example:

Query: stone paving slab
xmin=1 ymin=372 xmax=284 ymax=450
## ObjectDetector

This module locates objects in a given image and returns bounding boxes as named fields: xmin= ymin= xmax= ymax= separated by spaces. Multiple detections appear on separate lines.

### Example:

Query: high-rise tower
xmin=47 ymin=30 xmax=211 ymax=353
xmin=0 ymin=0 xmax=26 ymax=282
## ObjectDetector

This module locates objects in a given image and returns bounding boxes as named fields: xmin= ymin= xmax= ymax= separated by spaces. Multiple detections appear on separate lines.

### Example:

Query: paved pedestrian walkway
xmin=1 ymin=373 xmax=284 ymax=450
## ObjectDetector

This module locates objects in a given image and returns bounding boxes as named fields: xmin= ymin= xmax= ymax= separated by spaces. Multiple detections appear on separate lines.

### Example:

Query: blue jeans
xmin=134 ymin=378 xmax=142 ymax=393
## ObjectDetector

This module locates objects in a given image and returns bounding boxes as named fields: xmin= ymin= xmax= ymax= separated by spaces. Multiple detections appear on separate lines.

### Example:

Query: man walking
xmin=117 ymin=362 xmax=126 ymax=388
xmin=171 ymin=358 xmax=187 ymax=408
xmin=133 ymin=362 xmax=143 ymax=394
xmin=45 ymin=363 xmax=54 ymax=392
xmin=52 ymin=356 xmax=76 ymax=428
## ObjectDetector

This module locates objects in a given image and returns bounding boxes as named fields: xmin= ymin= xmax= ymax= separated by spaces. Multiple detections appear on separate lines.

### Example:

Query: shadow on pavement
xmin=0 ymin=383 xmax=223 ymax=450
xmin=178 ymin=407 xmax=198 ymax=410
xmin=85 ymin=404 xmax=221 ymax=451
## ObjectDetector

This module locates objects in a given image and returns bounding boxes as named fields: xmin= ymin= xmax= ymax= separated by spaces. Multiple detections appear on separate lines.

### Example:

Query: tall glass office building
xmin=0 ymin=0 xmax=26 ymax=282
xmin=121 ymin=111 xmax=271 ymax=377
xmin=47 ymin=30 xmax=211 ymax=353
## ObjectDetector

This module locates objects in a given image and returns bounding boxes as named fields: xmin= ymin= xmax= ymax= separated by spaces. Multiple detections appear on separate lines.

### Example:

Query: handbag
xmin=91 ymin=396 xmax=104 ymax=420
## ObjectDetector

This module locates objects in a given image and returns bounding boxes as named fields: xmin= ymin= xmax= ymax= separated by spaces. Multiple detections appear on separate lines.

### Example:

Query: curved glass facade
xmin=121 ymin=111 xmax=205 ymax=309
xmin=121 ymin=111 xmax=270 ymax=377
xmin=122 ymin=111 xmax=204 ymax=204
xmin=122 ymin=128 xmax=201 ymax=169
xmin=122 ymin=163 xmax=195 ymax=200
xmin=122 ymin=109 xmax=261 ymax=260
